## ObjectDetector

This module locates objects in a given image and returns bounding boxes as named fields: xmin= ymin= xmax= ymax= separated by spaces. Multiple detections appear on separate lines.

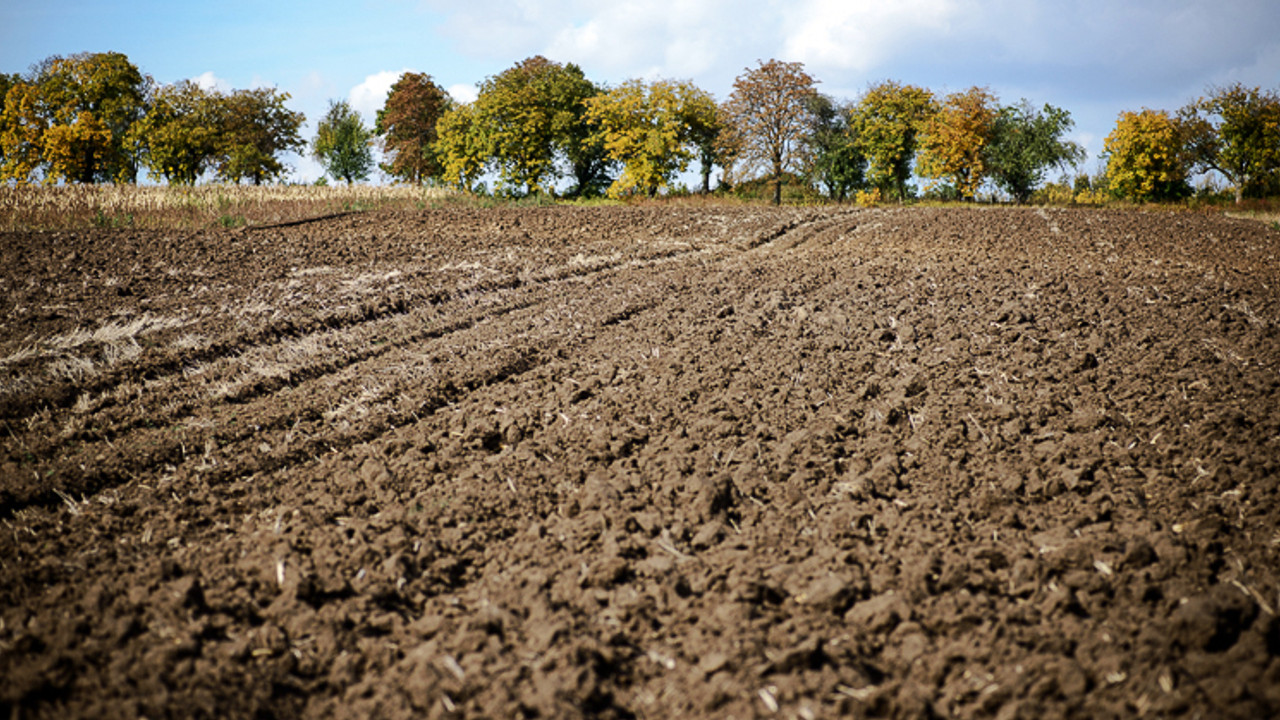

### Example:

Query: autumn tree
xmin=1 ymin=80 xmax=51 ymax=182
xmin=719 ymin=59 xmax=819 ymax=205
xmin=584 ymin=79 xmax=714 ymax=198
xmin=376 ymin=72 xmax=450 ymax=184
xmin=849 ymin=80 xmax=936 ymax=200
xmin=1180 ymin=83 xmax=1280 ymax=203
xmin=129 ymin=80 xmax=220 ymax=184
xmin=0 ymin=73 xmax=19 ymax=168
xmin=472 ymin=56 xmax=603 ymax=195
xmin=1104 ymin=108 xmax=1191 ymax=202
xmin=214 ymin=87 xmax=305 ymax=185
xmin=984 ymin=101 xmax=1084 ymax=203
xmin=435 ymin=102 xmax=486 ymax=192
xmin=799 ymin=94 xmax=864 ymax=200
xmin=0 ymin=52 xmax=147 ymax=183
xmin=916 ymin=87 xmax=999 ymax=199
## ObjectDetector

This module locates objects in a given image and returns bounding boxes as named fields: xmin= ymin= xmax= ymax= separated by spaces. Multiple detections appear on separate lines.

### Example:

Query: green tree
xmin=472 ymin=56 xmax=602 ymax=195
xmin=802 ymin=94 xmax=864 ymax=200
xmin=1181 ymin=83 xmax=1280 ymax=203
xmin=376 ymin=72 xmax=450 ymax=184
xmin=1104 ymin=108 xmax=1191 ymax=202
xmin=720 ymin=59 xmax=819 ymax=205
xmin=435 ymin=102 xmax=486 ymax=192
xmin=584 ymin=79 xmax=714 ymax=198
xmin=312 ymin=99 xmax=374 ymax=184
xmin=0 ymin=52 xmax=148 ymax=183
xmin=129 ymin=80 xmax=220 ymax=184
xmin=917 ymin=87 xmax=999 ymax=199
xmin=985 ymin=101 xmax=1084 ymax=203
xmin=849 ymin=80 xmax=936 ymax=200
xmin=679 ymin=85 xmax=722 ymax=194
xmin=214 ymin=88 xmax=305 ymax=185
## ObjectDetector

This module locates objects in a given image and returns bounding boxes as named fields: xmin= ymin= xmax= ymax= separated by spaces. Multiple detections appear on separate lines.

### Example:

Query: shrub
xmin=855 ymin=188 xmax=882 ymax=208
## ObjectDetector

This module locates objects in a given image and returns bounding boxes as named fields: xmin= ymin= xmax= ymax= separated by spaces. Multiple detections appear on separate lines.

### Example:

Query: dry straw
xmin=0 ymin=184 xmax=455 ymax=231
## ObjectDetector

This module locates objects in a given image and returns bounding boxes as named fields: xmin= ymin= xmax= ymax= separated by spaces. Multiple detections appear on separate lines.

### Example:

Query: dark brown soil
xmin=2 ymin=205 xmax=1279 ymax=719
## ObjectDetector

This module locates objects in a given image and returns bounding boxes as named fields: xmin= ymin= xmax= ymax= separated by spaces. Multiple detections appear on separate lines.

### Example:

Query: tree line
xmin=0 ymin=53 xmax=303 ymax=186
xmin=3 ymin=51 xmax=1278 ymax=205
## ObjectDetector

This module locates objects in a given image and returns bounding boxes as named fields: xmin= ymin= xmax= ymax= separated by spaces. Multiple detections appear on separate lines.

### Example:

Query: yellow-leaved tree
xmin=435 ymin=102 xmax=487 ymax=193
xmin=849 ymin=80 xmax=937 ymax=201
xmin=916 ymin=86 xmax=999 ymax=199
xmin=1 ymin=52 xmax=148 ymax=184
xmin=1103 ymin=109 xmax=1191 ymax=202
xmin=584 ymin=79 xmax=715 ymax=198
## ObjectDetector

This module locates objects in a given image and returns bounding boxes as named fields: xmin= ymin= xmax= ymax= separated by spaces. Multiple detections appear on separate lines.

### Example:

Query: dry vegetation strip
xmin=0 ymin=184 xmax=457 ymax=231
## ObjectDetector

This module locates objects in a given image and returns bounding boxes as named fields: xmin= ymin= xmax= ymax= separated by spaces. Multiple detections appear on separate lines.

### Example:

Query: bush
xmin=855 ymin=188 xmax=882 ymax=208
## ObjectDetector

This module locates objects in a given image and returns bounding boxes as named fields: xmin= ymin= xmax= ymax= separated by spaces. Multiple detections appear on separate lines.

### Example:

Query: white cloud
xmin=447 ymin=83 xmax=478 ymax=104
xmin=781 ymin=0 xmax=960 ymax=74
xmin=192 ymin=71 xmax=230 ymax=93
xmin=348 ymin=69 xmax=415 ymax=125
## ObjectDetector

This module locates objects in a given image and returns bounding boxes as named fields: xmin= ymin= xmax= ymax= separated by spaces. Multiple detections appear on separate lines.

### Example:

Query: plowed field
xmin=2 ymin=206 xmax=1279 ymax=719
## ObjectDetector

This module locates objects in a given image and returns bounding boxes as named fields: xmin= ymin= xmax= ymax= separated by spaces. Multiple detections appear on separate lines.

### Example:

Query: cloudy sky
xmin=3 ymin=0 xmax=1278 ymax=184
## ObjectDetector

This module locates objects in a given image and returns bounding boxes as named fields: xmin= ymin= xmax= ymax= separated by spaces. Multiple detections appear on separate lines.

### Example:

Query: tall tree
xmin=0 ymin=80 xmax=47 ymax=182
xmin=849 ymin=80 xmax=936 ymax=200
xmin=472 ymin=56 xmax=601 ymax=195
xmin=985 ymin=101 xmax=1084 ymax=203
xmin=435 ymin=102 xmax=486 ymax=192
xmin=802 ymin=94 xmax=864 ymax=201
xmin=214 ymin=88 xmax=305 ymax=185
xmin=681 ymin=85 xmax=722 ymax=194
xmin=312 ymin=99 xmax=374 ymax=184
xmin=0 ymin=73 xmax=19 ymax=169
xmin=720 ymin=59 xmax=819 ymax=205
xmin=129 ymin=80 xmax=220 ymax=185
xmin=376 ymin=72 xmax=450 ymax=184
xmin=1181 ymin=83 xmax=1280 ymax=203
xmin=917 ymin=86 xmax=999 ymax=199
xmin=1104 ymin=109 xmax=1191 ymax=202
xmin=0 ymin=52 xmax=148 ymax=184
xmin=585 ymin=79 xmax=713 ymax=198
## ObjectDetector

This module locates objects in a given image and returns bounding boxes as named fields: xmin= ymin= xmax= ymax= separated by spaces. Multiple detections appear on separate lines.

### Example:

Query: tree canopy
xmin=985 ymin=101 xmax=1084 ymax=203
xmin=435 ymin=102 xmax=486 ymax=192
xmin=215 ymin=88 xmax=306 ymax=185
xmin=471 ymin=56 xmax=601 ymax=196
xmin=720 ymin=59 xmax=819 ymax=204
xmin=1104 ymin=109 xmax=1191 ymax=202
xmin=312 ymin=100 xmax=374 ymax=185
xmin=129 ymin=80 xmax=220 ymax=185
xmin=800 ymin=94 xmax=865 ymax=201
xmin=376 ymin=72 xmax=450 ymax=185
xmin=1 ymin=52 xmax=148 ymax=184
xmin=584 ymin=79 xmax=714 ymax=198
xmin=917 ymin=87 xmax=998 ymax=199
xmin=849 ymin=80 xmax=936 ymax=200
xmin=1181 ymin=83 xmax=1280 ymax=203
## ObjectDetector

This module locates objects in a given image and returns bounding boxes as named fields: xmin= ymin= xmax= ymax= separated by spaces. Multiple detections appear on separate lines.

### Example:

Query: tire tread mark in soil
xmin=0 ymin=238 xmax=704 ymax=426
xmin=0 ymin=261 xmax=676 ymax=517
xmin=13 ymin=240 xmax=700 ymax=457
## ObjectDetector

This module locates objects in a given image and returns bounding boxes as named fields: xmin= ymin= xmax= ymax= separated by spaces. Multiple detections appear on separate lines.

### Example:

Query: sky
xmin=3 ymin=0 xmax=1278 ymax=186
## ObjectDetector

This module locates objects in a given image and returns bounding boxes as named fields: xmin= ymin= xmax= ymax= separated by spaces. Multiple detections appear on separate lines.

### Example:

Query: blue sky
xmin=3 ymin=0 xmax=1279 ymax=185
